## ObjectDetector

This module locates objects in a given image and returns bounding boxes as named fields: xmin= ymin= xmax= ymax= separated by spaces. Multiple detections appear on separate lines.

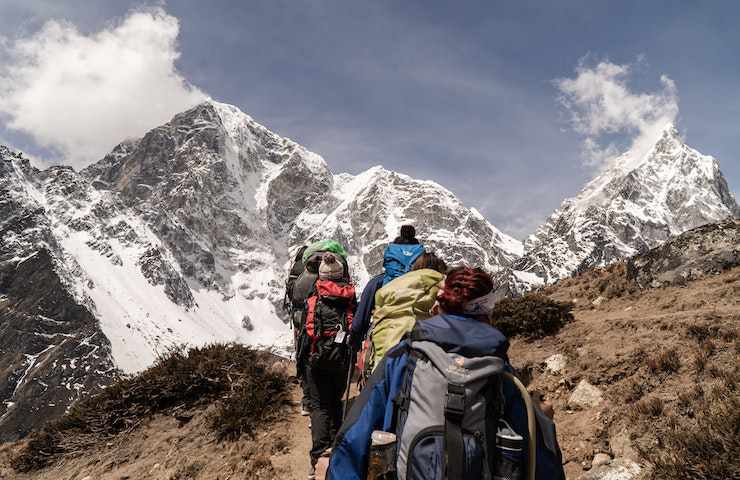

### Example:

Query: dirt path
xmin=272 ymin=383 xmax=313 ymax=479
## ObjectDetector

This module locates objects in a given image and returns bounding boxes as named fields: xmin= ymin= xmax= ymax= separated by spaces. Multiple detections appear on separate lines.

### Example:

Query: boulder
xmin=578 ymin=458 xmax=641 ymax=480
xmin=544 ymin=354 xmax=567 ymax=374
xmin=568 ymin=380 xmax=604 ymax=409
xmin=592 ymin=453 xmax=611 ymax=467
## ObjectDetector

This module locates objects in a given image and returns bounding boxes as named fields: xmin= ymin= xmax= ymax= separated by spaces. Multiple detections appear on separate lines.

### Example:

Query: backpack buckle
xmin=445 ymin=384 xmax=466 ymax=420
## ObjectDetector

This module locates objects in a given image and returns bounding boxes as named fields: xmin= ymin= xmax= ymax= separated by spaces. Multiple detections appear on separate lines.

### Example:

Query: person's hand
xmin=315 ymin=456 xmax=329 ymax=480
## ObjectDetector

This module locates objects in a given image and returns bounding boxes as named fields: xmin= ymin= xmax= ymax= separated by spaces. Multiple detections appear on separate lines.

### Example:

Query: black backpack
xmin=284 ymin=246 xmax=309 ymax=313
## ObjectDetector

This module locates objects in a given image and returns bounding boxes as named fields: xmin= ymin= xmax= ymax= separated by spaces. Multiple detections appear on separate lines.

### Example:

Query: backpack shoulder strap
xmin=445 ymin=382 xmax=466 ymax=480
xmin=409 ymin=341 xmax=468 ymax=480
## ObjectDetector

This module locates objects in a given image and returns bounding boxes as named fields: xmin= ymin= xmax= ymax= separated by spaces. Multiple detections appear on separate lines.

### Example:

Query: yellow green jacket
xmin=369 ymin=269 xmax=444 ymax=370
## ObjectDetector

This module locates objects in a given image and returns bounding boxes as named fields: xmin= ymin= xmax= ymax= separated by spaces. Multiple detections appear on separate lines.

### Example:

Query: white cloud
xmin=555 ymin=59 xmax=679 ymax=169
xmin=0 ymin=7 xmax=207 ymax=168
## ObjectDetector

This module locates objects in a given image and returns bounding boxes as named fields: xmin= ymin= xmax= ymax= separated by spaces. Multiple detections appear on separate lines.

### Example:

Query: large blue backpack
xmin=382 ymin=243 xmax=424 ymax=285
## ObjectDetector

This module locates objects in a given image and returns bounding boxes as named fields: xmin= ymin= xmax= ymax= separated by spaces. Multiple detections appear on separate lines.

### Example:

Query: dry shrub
xmin=686 ymin=324 xmax=734 ymax=344
xmin=588 ymin=262 xmax=637 ymax=299
xmin=12 ymin=344 xmax=289 ymax=472
xmin=490 ymin=294 xmax=574 ymax=339
xmin=647 ymin=349 xmax=681 ymax=374
xmin=210 ymin=364 xmax=288 ymax=441
xmin=693 ymin=351 xmax=709 ymax=373
xmin=640 ymin=367 xmax=740 ymax=479
xmin=676 ymin=385 xmax=703 ymax=415
xmin=634 ymin=396 xmax=664 ymax=417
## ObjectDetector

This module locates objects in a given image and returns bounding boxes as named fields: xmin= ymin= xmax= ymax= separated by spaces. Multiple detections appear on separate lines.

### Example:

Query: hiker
xmin=363 ymin=251 xmax=447 ymax=374
xmin=287 ymin=241 xmax=350 ymax=416
xmin=351 ymin=225 xmax=424 ymax=354
xmin=304 ymin=251 xmax=357 ymax=479
xmin=326 ymin=267 xmax=566 ymax=480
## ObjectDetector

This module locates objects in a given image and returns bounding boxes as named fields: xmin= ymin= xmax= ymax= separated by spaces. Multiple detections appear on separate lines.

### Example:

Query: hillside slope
xmin=508 ymin=220 xmax=739 ymax=479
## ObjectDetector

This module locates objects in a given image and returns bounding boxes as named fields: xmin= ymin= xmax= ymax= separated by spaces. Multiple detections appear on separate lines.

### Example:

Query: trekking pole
xmin=342 ymin=349 xmax=356 ymax=420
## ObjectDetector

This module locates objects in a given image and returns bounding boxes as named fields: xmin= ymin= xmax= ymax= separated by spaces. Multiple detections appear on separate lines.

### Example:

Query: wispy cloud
xmin=555 ymin=58 xmax=679 ymax=169
xmin=0 ymin=7 xmax=207 ymax=168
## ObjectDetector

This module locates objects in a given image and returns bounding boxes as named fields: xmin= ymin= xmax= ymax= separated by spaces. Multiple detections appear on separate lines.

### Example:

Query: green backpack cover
xmin=368 ymin=268 xmax=444 ymax=371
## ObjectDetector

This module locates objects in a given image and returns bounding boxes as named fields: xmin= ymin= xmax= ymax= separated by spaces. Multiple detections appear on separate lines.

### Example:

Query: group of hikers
xmin=284 ymin=225 xmax=565 ymax=480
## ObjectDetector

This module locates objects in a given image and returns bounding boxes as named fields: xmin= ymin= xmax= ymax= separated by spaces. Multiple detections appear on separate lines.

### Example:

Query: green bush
xmin=12 ymin=344 xmax=289 ymax=472
xmin=490 ymin=294 xmax=574 ymax=339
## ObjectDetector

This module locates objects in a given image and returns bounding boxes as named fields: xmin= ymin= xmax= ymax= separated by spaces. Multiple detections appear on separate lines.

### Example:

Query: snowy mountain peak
xmin=292 ymin=162 xmax=523 ymax=287
xmin=516 ymin=126 xmax=738 ymax=285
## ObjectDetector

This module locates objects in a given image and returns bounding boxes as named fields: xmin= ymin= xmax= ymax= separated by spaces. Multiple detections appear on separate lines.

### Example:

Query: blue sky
xmin=0 ymin=0 xmax=738 ymax=238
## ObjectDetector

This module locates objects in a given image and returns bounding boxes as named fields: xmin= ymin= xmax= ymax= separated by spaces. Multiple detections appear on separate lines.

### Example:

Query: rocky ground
xmin=509 ymin=263 xmax=738 ymax=479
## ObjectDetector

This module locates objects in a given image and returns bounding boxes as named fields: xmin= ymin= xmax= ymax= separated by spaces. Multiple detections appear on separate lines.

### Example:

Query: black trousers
xmin=306 ymin=359 xmax=348 ymax=464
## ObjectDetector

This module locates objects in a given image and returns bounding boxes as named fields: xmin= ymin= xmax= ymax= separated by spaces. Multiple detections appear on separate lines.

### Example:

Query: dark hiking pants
xmin=294 ymin=322 xmax=313 ymax=410
xmin=306 ymin=360 xmax=348 ymax=465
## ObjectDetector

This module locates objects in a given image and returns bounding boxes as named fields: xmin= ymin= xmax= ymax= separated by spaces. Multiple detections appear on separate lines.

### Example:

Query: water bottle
xmin=494 ymin=419 xmax=524 ymax=480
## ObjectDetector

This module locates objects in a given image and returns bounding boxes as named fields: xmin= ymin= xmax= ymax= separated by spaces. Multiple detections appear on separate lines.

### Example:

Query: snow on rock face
xmin=0 ymin=101 xmax=521 ymax=433
xmin=0 ymin=148 xmax=115 ymax=440
xmin=78 ymin=101 xmax=520 ymax=367
xmin=512 ymin=124 xmax=739 ymax=289
xmin=292 ymin=166 xmax=523 ymax=287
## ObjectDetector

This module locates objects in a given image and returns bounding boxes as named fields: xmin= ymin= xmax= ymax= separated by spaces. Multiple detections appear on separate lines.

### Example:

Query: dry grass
xmin=633 ymin=396 xmax=664 ymax=417
xmin=544 ymin=261 xmax=639 ymax=302
xmin=647 ymin=349 xmax=681 ymax=374
xmin=639 ymin=366 xmax=740 ymax=480
xmin=170 ymin=461 xmax=205 ymax=480
xmin=11 ymin=344 xmax=290 ymax=472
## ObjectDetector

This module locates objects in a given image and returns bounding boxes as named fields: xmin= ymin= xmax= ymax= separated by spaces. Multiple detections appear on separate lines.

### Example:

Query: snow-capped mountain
xmin=0 ymin=101 xmax=521 ymax=437
xmin=510 ymin=124 xmax=739 ymax=288
xmin=293 ymin=166 xmax=523 ymax=288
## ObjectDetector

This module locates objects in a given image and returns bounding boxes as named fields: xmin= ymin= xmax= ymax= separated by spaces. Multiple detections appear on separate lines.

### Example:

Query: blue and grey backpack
xmin=393 ymin=340 xmax=533 ymax=480
xmin=382 ymin=243 xmax=425 ymax=285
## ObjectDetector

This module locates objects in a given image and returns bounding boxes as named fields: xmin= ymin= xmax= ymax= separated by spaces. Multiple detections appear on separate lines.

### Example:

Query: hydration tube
xmin=503 ymin=371 xmax=536 ymax=480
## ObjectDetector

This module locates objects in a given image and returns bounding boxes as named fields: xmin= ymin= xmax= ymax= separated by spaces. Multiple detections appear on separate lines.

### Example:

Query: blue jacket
xmin=351 ymin=273 xmax=384 ymax=348
xmin=327 ymin=314 xmax=565 ymax=480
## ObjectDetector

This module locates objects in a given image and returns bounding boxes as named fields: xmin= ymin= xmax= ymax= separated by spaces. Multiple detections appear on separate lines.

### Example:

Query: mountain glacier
xmin=0 ymin=101 xmax=522 ymax=437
